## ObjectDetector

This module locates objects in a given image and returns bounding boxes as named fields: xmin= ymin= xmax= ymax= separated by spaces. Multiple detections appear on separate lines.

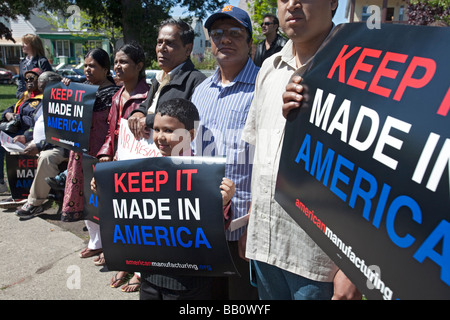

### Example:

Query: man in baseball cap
xmin=204 ymin=5 xmax=252 ymax=36
xmin=24 ymin=67 xmax=42 ymax=78
xmin=190 ymin=4 xmax=259 ymax=300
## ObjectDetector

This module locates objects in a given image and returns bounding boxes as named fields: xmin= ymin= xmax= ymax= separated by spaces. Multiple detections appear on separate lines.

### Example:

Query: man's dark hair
xmin=156 ymin=98 xmax=200 ymax=130
xmin=159 ymin=18 xmax=195 ymax=46
xmin=263 ymin=13 xmax=279 ymax=26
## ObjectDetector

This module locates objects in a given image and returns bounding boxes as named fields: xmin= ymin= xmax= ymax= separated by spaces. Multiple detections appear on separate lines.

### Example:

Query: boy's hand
xmin=220 ymin=178 xmax=235 ymax=206
xmin=90 ymin=177 xmax=97 ymax=193
xmin=282 ymin=75 xmax=304 ymax=119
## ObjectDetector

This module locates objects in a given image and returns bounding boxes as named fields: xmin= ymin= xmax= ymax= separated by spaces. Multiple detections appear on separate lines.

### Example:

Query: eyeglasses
xmin=261 ymin=22 xmax=274 ymax=27
xmin=209 ymin=27 xmax=246 ymax=41
xmin=25 ymin=76 xmax=36 ymax=82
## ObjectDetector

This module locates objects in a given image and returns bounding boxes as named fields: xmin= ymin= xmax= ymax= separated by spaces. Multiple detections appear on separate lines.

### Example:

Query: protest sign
xmin=95 ymin=156 xmax=237 ymax=276
xmin=82 ymin=154 xmax=99 ymax=223
xmin=275 ymin=23 xmax=450 ymax=300
xmin=43 ymin=82 xmax=98 ymax=152
xmin=116 ymin=118 xmax=161 ymax=160
xmin=6 ymin=153 xmax=37 ymax=200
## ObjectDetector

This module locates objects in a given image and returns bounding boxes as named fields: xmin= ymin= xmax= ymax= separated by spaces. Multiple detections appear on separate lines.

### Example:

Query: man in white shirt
xmin=242 ymin=0 xmax=361 ymax=300
xmin=15 ymin=71 xmax=68 ymax=220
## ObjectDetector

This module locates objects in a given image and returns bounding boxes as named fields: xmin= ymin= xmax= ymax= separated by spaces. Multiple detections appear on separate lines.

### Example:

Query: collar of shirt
xmin=274 ymin=23 xmax=336 ymax=71
xmin=210 ymin=58 xmax=259 ymax=88
xmin=156 ymin=61 xmax=186 ymax=85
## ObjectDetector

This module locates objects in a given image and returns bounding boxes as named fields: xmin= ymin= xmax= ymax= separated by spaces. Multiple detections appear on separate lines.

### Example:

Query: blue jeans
xmin=251 ymin=260 xmax=333 ymax=300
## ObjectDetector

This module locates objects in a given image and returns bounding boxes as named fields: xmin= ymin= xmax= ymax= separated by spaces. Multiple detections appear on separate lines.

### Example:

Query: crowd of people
xmin=0 ymin=0 xmax=365 ymax=300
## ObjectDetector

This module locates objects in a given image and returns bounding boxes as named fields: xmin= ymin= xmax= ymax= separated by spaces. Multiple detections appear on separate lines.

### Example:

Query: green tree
xmin=247 ymin=0 xmax=279 ymax=42
xmin=74 ymin=0 xmax=227 ymax=66
xmin=1 ymin=0 xmax=226 ymax=66
xmin=0 ymin=0 xmax=65 ymax=42
xmin=408 ymin=0 xmax=450 ymax=25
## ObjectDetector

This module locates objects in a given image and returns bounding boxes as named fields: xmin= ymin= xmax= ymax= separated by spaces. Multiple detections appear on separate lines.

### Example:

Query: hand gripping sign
xmin=95 ymin=156 xmax=238 ymax=277
xmin=275 ymin=23 xmax=450 ymax=300
xmin=43 ymin=82 xmax=98 ymax=153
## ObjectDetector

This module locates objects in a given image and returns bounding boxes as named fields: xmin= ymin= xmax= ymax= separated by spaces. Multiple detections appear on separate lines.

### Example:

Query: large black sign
xmin=6 ymin=153 xmax=38 ymax=200
xmin=275 ymin=23 xmax=450 ymax=300
xmin=94 ymin=156 xmax=238 ymax=277
xmin=82 ymin=154 xmax=99 ymax=223
xmin=43 ymin=82 xmax=98 ymax=153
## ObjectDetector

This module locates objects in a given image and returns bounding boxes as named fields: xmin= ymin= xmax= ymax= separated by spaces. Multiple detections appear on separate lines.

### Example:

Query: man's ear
xmin=189 ymin=128 xmax=196 ymax=142
xmin=185 ymin=43 xmax=193 ymax=57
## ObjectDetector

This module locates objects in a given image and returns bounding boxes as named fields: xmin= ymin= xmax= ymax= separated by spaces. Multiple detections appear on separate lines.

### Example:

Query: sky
xmin=171 ymin=0 xmax=348 ymax=24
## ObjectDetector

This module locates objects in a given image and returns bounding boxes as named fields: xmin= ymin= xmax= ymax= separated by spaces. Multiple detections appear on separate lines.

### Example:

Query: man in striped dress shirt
xmin=191 ymin=5 xmax=259 ymax=299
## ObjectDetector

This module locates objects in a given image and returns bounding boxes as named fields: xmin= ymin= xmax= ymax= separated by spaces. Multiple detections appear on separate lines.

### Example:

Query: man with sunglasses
xmin=253 ymin=13 xmax=287 ymax=67
xmin=0 ymin=67 xmax=44 ymax=200
xmin=190 ymin=5 xmax=259 ymax=300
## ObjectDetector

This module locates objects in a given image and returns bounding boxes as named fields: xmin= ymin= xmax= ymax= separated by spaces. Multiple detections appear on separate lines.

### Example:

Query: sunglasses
xmin=210 ymin=27 xmax=246 ymax=41
xmin=25 ymin=76 xmax=37 ymax=82
xmin=261 ymin=22 xmax=274 ymax=27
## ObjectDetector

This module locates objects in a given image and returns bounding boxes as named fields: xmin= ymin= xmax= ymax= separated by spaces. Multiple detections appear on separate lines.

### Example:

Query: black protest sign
xmin=275 ymin=23 xmax=450 ymax=300
xmin=6 ymin=154 xmax=37 ymax=200
xmin=43 ymin=82 xmax=98 ymax=153
xmin=94 ymin=156 xmax=238 ymax=276
xmin=82 ymin=154 xmax=99 ymax=223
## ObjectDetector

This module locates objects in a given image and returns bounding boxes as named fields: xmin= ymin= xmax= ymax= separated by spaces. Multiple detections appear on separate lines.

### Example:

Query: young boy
xmin=143 ymin=98 xmax=235 ymax=300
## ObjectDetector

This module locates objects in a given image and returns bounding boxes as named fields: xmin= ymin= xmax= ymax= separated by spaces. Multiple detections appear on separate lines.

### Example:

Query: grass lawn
xmin=0 ymin=84 xmax=18 ymax=113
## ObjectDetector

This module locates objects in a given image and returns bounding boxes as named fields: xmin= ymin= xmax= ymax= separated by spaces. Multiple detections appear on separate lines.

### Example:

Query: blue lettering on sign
xmin=295 ymin=133 xmax=450 ymax=286
xmin=47 ymin=116 xmax=83 ymax=133
xmin=113 ymin=225 xmax=212 ymax=249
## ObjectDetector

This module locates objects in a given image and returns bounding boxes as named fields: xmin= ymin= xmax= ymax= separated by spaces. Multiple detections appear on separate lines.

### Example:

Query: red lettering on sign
xmin=347 ymin=48 xmax=382 ymax=90
xmin=437 ymin=87 xmax=450 ymax=117
xmin=393 ymin=56 xmax=436 ymax=101
xmin=327 ymin=45 xmax=437 ymax=102
xmin=49 ymin=88 xmax=73 ymax=101
xmin=368 ymin=51 xmax=408 ymax=98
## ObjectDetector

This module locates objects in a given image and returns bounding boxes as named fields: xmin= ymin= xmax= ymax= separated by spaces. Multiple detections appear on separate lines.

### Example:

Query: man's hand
xmin=282 ymin=75 xmax=304 ymax=119
xmin=332 ymin=270 xmax=362 ymax=300
xmin=23 ymin=142 xmax=38 ymax=156
xmin=128 ymin=112 xmax=147 ymax=140
xmin=13 ymin=135 xmax=26 ymax=145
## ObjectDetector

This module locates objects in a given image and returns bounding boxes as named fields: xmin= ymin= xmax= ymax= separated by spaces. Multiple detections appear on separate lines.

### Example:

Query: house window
xmin=55 ymin=40 xmax=70 ymax=57
xmin=386 ymin=7 xmax=395 ymax=21
xmin=87 ymin=40 xmax=103 ymax=50
xmin=399 ymin=6 xmax=405 ymax=21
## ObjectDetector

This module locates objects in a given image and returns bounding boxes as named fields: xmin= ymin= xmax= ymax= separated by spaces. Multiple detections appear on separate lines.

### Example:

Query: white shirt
xmin=148 ymin=62 xmax=185 ymax=114
xmin=242 ymin=40 xmax=338 ymax=282
xmin=32 ymin=107 xmax=46 ymax=143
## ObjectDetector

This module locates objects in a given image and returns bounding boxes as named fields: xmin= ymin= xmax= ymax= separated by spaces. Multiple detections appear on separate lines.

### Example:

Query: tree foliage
xmin=0 ymin=0 xmax=65 ymax=42
xmin=408 ymin=0 xmax=450 ymax=25
xmin=247 ymin=0 xmax=278 ymax=42
xmin=1 ymin=0 xmax=226 ymax=66
xmin=74 ymin=0 xmax=226 ymax=65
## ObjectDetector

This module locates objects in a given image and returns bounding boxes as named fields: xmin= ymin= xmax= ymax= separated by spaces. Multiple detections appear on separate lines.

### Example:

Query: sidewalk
xmin=0 ymin=194 xmax=139 ymax=300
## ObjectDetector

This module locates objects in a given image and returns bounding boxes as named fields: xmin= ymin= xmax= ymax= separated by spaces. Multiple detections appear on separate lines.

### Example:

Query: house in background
xmin=345 ymin=0 xmax=409 ymax=23
xmin=0 ymin=10 xmax=110 ymax=74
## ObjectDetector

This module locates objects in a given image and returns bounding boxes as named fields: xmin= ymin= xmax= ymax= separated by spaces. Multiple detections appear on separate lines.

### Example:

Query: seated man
xmin=0 ymin=67 xmax=43 ymax=196
xmin=14 ymin=71 xmax=69 ymax=220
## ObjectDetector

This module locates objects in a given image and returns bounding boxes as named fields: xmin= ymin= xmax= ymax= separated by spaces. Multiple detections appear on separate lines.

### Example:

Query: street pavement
xmin=0 ymin=194 xmax=139 ymax=300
